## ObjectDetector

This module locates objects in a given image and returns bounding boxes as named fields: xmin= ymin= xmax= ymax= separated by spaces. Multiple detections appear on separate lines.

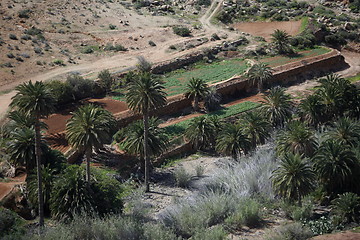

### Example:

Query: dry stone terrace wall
xmin=114 ymin=48 xmax=346 ymax=128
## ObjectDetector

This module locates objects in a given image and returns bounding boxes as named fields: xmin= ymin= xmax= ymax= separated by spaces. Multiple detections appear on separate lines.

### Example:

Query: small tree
xmin=66 ymin=104 xmax=116 ymax=183
xmin=216 ymin=123 xmax=251 ymax=160
xmin=98 ymin=69 xmax=113 ymax=93
xmin=136 ymin=56 xmax=152 ymax=73
xmin=185 ymin=78 xmax=210 ymax=112
xmin=246 ymin=62 xmax=273 ymax=93
xmin=271 ymin=29 xmax=292 ymax=54
xmin=271 ymin=153 xmax=315 ymax=206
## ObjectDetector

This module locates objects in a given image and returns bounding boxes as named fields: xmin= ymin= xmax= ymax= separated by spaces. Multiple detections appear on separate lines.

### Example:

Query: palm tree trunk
xmin=85 ymin=148 xmax=91 ymax=183
xmin=144 ymin=110 xmax=150 ymax=192
xmin=297 ymin=188 xmax=302 ymax=207
xmin=194 ymin=96 xmax=199 ymax=112
xmin=34 ymin=118 xmax=44 ymax=227
xmin=258 ymin=81 xmax=263 ymax=93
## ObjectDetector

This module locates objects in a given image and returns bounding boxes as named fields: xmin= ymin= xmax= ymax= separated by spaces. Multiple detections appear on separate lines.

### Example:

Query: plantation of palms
xmin=1 ymin=69 xmax=360 ymax=238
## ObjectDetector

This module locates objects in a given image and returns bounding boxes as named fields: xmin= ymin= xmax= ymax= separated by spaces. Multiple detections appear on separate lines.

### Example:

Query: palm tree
xmin=271 ymin=153 xmax=315 ymax=205
xmin=260 ymin=86 xmax=293 ymax=127
xmin=239 ymin=111 xmax=272 ymax=149
xmin=185 ymin=77 xmax=210 ymax=112
xmin=246 ymin=62 xmax=273 ymax=93
xmin=326 ymin=117 xmax=360 ymax=147
xmin=299 ymin=94 xmax=325 ymax=127
xmin=204 ymin=87 xmax=221 ymax=112
xmin=118 ymin=118 xmax=168 ymax=158
xmin=126 ymin=72 xmax=166 ymax=192
xmin=271 ymin=29 xmax=291 ymax=54
xmin=7 ymin=127 xmax=37 ymax=172
xmin=185 ymin=116 xmax=219 ymax=150
xmin=10 ymin=80 xmax=55 ymax=227
xmin=66 ymin=104 xmax=116 ymax=183
xmin=313 ymin=140 xmax=359 ymax=194
xmin=216 ymin=123 xmax=251 ymax=160
xmin=276 ymin=121 xmax=317 ymax=158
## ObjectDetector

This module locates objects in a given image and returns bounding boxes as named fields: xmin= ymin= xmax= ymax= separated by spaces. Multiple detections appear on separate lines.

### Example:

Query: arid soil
xmin=0 ymin=174 xmax=26 ymax=201
xmin=232 ymin=20 xmax=302 ymax=41
xmin=311 ymin=231 xmax=360 ymax=240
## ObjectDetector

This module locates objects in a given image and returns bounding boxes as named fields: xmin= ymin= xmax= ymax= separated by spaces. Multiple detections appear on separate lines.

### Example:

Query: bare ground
xmin=232 ymin=20 xmax=302 ymax=41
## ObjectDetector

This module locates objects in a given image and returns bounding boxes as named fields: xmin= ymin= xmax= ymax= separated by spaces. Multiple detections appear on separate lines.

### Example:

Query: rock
xmin=344 ymin=22 xmax=354 ymax=30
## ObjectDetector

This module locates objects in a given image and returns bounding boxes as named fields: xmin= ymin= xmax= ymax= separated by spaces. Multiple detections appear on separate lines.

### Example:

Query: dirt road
xmin=0 ymin=0 xmax=236 ymax=120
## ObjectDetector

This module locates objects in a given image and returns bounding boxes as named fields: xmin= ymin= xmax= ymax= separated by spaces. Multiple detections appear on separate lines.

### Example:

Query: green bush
xmin=225 ymin=198 xmax=262 ymax=229
xmin=192 ymin=225 xmax=228 ymax=240
xmin=173 ymin=26 xmax=191 ymax=37
xmin=104 ymin=44 xmax=127 ymax=52
xmin=66 ymin=74 xmax=95 ymax=100
xmin=109 ymin=24 xmax=116 ymax=30
xmin=0 ymin=208 xmax=25 ymax=238
xmin=9 ymin=34 xmax=18 ymax=40
xmin=18 ymin=9 xmax=31 ymax=18
xmin=143 ymin=223 xmax=179 ymax=240
xmin=265 ymin=223 xmax=313 ymax=240
xmin=98 ymin=69 xmax=113 ymax=92
xmin=304 ymin=216 xmax=335 ymax=236
xmin=81 ymin=45 xmax=100 ymax=54
xmin=331 ymin=192 xmax=360 ymax=224
xmin=49 ymin=165 xmax=123 ymax=220
xmin=46 ymin=80 xmax=73 ymax=106
xmin=174 ymin=167 xmax=192 ymax=188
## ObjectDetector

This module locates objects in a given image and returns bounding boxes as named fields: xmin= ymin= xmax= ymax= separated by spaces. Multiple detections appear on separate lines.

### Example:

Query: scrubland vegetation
xmin=1 ymin=0 xmax=360 ymax=238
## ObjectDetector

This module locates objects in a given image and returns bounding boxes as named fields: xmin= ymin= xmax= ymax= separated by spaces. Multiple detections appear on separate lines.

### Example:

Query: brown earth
xmin=311 ymin=231 xmax=360 ymax=240
xmin=0 ymin=174 xmax=26 ymax=202
xmin=232 ymin=20 xmax=302 ymax=41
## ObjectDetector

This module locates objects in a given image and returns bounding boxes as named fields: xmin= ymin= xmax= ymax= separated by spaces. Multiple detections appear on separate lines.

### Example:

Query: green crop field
xmin=160 ymin=58 xmax=248 ymax=96
xmin=261 ymin=47 xmax=331 ymax=67
xmin=112 ymin=47 xmax=330 ymax=101
xmin=163 ymin=101 xmax=261 ymax=139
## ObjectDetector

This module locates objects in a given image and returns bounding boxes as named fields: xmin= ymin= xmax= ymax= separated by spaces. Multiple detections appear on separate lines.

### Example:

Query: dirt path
xmin=0 ymin=174 xmax=26 ymax=202
xmin=0 ymin=2 xmax=238 ymax=120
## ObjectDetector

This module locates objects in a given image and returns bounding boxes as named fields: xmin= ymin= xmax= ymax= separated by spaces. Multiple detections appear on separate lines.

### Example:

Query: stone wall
xmin=114 ymin=48 xmax=347 ymax=127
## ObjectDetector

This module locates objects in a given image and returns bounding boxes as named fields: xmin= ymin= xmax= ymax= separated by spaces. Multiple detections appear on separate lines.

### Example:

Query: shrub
xmin=291 ymin=201 xmax=313 ymax=221
xmin=104 ymin=43 xmax=127 ymax=52
xmin=173 ymin=26 xmax=191 ymax=37
xmin=143 ymin=223 xmax=178 ymax=240
xmin=9 ymin=34 xmax=18 ymax=40
xmin=46 ymin=80 xmax=73 ymax=106
xmin=21 ymin=35 xmax=31 ymax=41
xmin=331 ymin=192 xmax=360 ymax=224
xmin=81 ymin=45 xmax=99 ymax=54
xmin=192 ymin=225 xmax=228 ymax=240
xmin=34 ymin=47 xmax=43 ymax=54
xmin=0 ymin=208 xmax=25 ymax=238
xmin=148 ymin=40 xmax=156 ymax=46
xmin=265 ymin=223 xmax=313 ymax=240
xmin=195 ymin=164 xmax=205 ymax=177
xmin=174 ymin=167 xmax=192 ymax=188
xmin=225 ymin=198 xmax=262 ymax=229
xmin=49 ymin=165 xmax=123 ymax=220
xmin=136 ymin=56 xmax=152 ymax=72
xmin=161 ymin=192 xmax=234 ymax=237
xmin=66 ymin=74 xmax=95 ymax=100
xmin=196 ymin=0 xmax=211 ymax=6
xmin=98 ymin=69 xmax=113 ymax=92
xmin=109 ymin=24 xmax=116 ymax=29
xmin=24 ymin=27 xmax=42 ymax=36
xmin=53 ymin=59 xmax=65 ymax=66
xmin=18 ymin=9 xmax=31 ymax=18
xmin=305 ymin=216 xmax=335 ymax=235
xmin=7 ymin=53 xmax=15 ymax=58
